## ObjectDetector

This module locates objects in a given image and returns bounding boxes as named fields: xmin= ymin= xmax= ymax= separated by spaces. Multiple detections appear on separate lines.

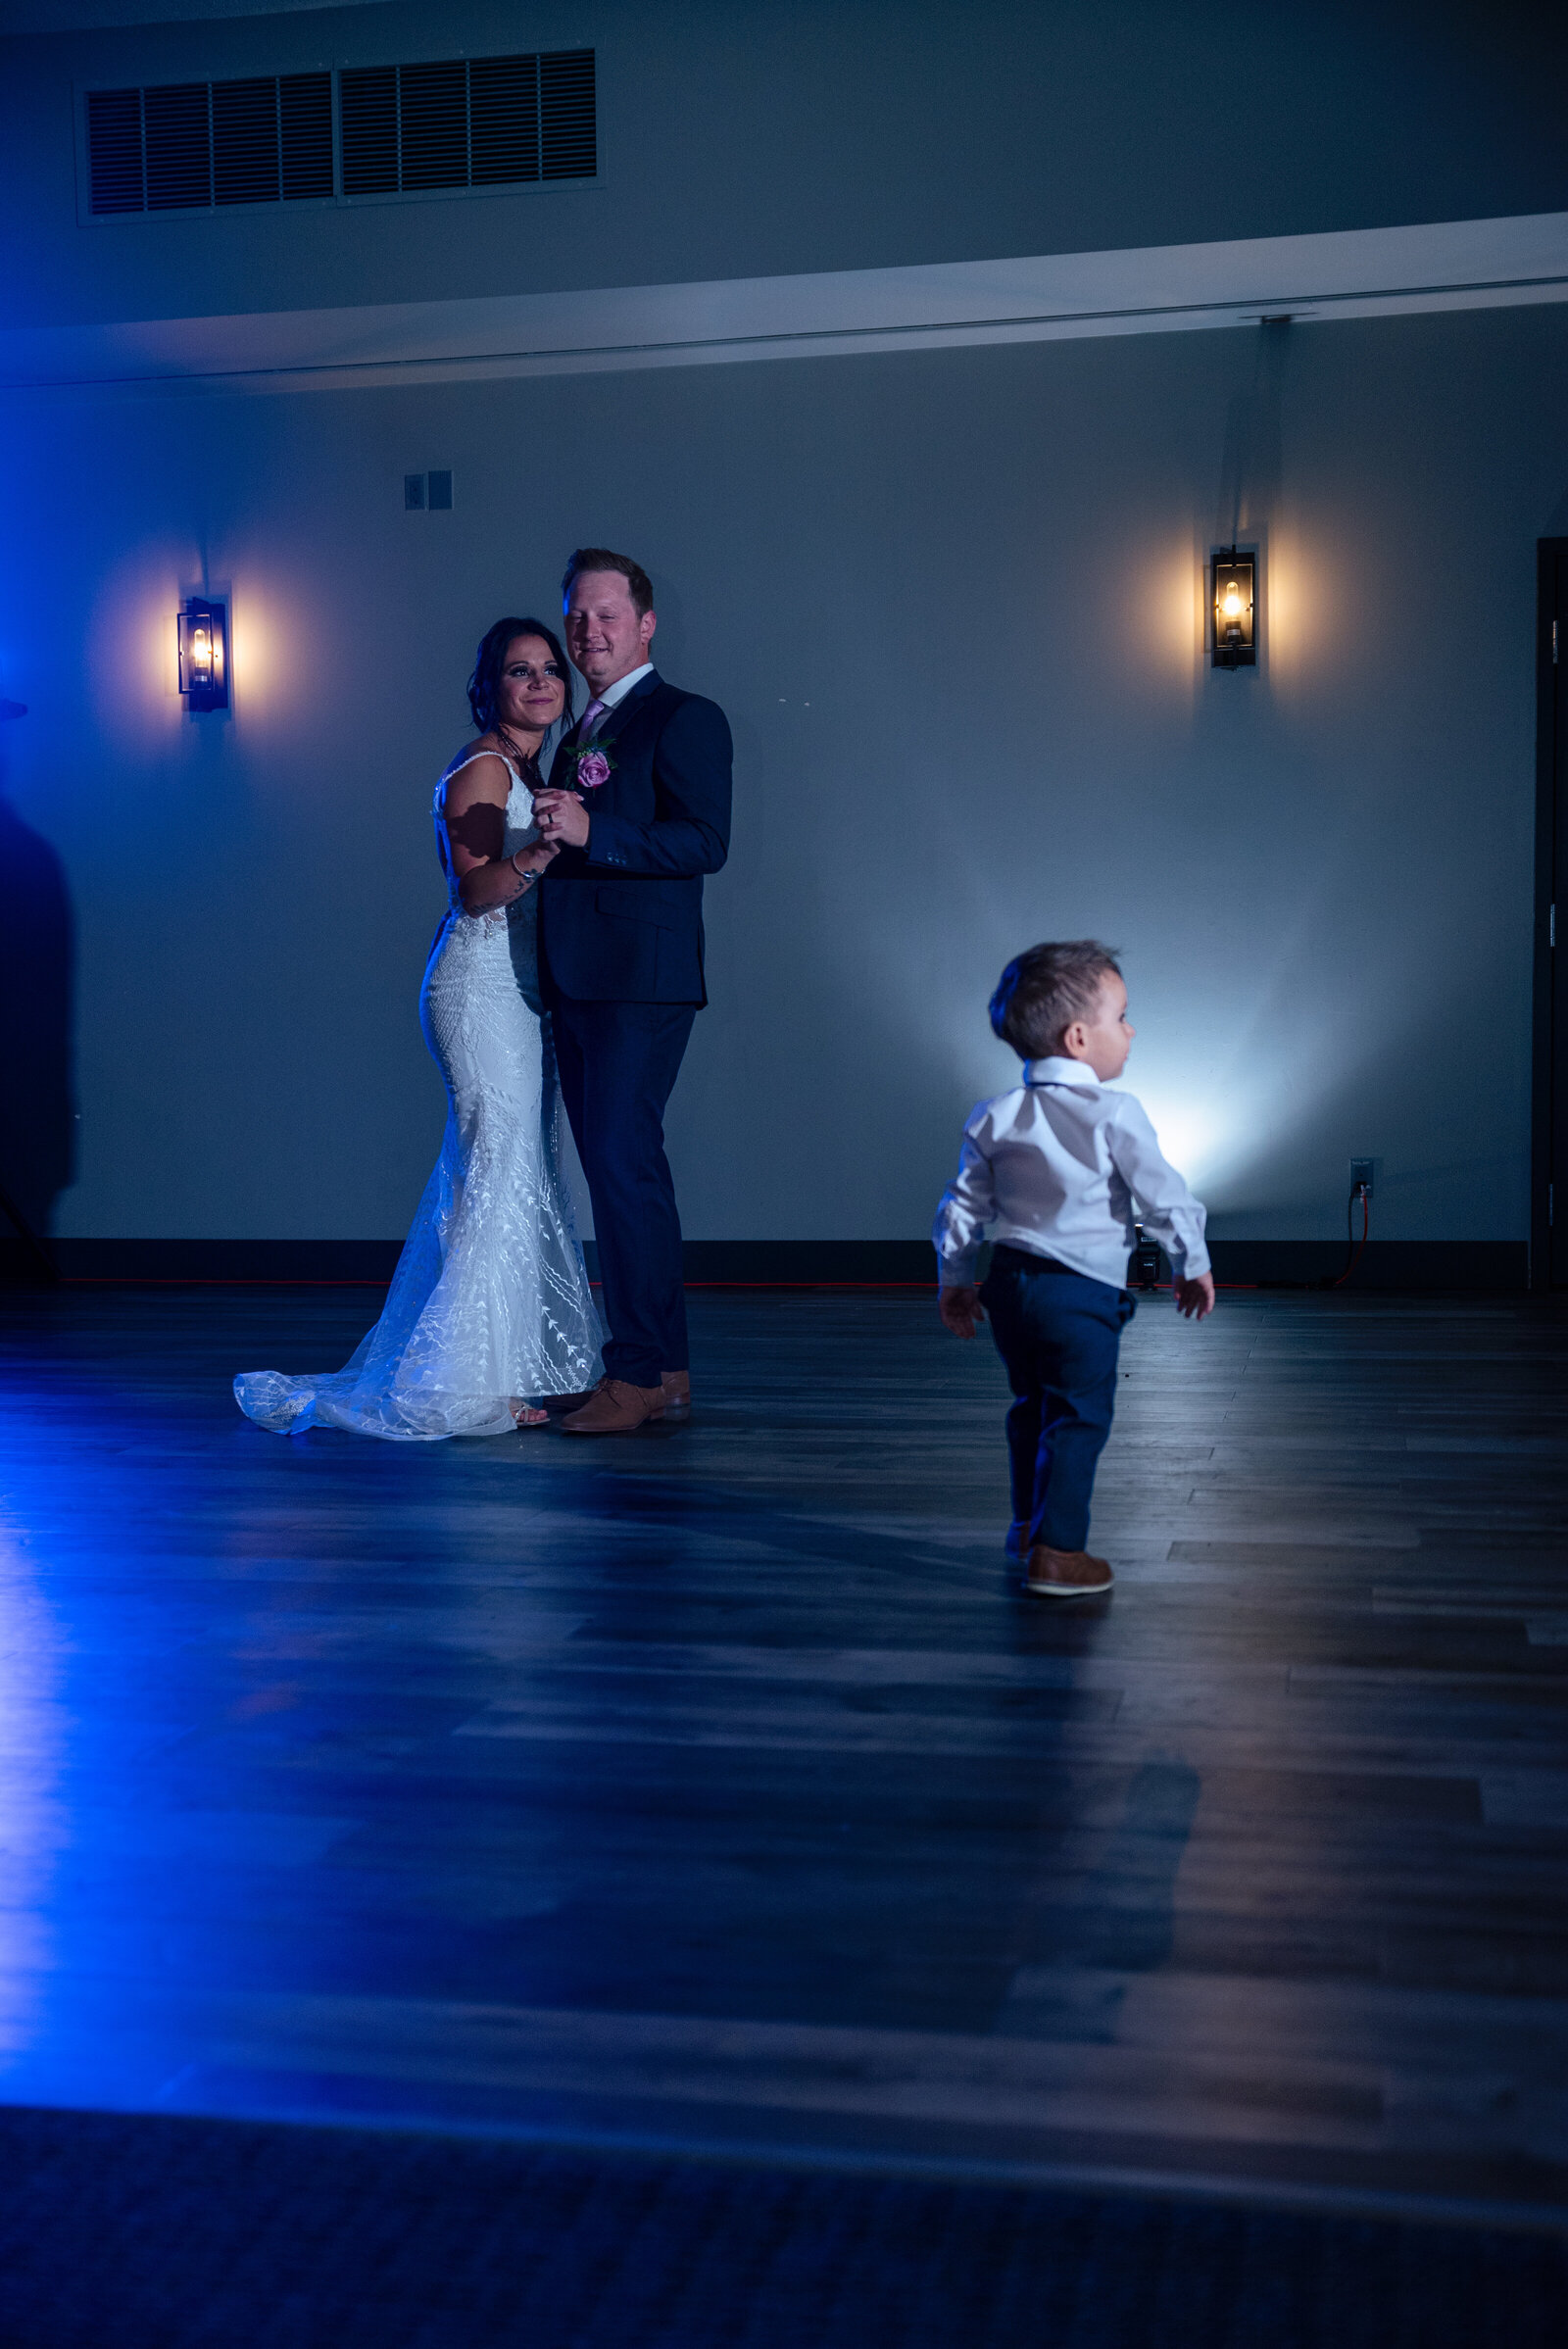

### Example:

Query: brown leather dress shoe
xmin=1024 ymin=1544 xmax=1114 ymax=1596
xmin=661 ymin=1371 xmax=692 ymax=1421
xmin=559 ymin=1379 xmax=666 ymax=1436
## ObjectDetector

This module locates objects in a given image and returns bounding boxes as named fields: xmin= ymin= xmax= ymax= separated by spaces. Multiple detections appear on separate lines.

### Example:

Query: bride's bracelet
xmin=509 ymin=852 xmax=536 ymax=890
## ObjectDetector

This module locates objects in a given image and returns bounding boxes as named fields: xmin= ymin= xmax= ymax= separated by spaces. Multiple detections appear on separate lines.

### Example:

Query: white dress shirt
xmin=581 ymin=661 xmax=655 ymax=731
xmin=933 ymin=1056 xmax=1210 ymax=1291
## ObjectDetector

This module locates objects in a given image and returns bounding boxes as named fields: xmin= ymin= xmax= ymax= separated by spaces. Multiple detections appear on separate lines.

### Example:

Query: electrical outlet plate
xmin=1349 ymin=1158 xmax=1375 ymax=1198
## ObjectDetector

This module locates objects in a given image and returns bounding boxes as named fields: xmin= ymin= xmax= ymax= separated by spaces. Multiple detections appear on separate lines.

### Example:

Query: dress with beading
xmin=234 ymin=753 xmax=602 ymax=1440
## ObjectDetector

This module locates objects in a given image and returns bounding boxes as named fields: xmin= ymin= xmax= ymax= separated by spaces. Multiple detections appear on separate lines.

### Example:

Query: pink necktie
xmin=579 ymin=697 xmax=608 ymax=740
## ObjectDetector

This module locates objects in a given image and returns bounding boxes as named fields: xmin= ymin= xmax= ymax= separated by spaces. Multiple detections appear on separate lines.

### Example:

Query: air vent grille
xmin=340 ymin=49 xmax=594 ymax=197
xmin=470 ymin=53 xmax=538 ymax=185
xmin=86 ymin=73 xmax=332 ymax=215
xmin=85 ymin=86 xmax=144 ymax=214
xmin=212 ymin=78 xmax=279 ymax=207
xmin=278 ymin=74 xmax=334 ymax=202
xmin=338 ymin=66 xmax=396 ymax=196
xmin=144 ymin=82 xmax=211 ymax=210
xmin=399 ymin=59 xmax=468 ymax=190
xmin=540 ymin=49 xmax=596 ymax=179
xmin=85 ymin=49 xmax=593 ymax=216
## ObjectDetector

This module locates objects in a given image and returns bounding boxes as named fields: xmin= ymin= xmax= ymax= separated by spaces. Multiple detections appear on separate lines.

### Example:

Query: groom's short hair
xmin=562 ymin=547 xmax=654 ymax=617
xmin=990 ymin=941 xmax=1121 ymax=1058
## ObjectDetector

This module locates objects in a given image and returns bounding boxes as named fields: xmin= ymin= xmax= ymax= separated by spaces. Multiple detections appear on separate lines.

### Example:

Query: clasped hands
xmin=531 ymin=788 xmax=592 ymax=850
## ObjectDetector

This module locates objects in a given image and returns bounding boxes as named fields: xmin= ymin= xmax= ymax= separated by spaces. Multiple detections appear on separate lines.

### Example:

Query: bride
xmin=235 ymin=617 xmax=603 ymax=1440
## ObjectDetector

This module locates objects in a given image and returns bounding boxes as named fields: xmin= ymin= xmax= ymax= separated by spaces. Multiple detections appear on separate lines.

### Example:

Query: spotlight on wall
xmin=177 ymin=598 xmax=228 ymax=711
xmin=1210 ymin=548 xmax=1256 ymax=669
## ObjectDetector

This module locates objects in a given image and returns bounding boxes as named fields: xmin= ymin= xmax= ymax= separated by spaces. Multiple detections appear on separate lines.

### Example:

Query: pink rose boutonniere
xmin=564 ymin=737 xmax=616 ymax=792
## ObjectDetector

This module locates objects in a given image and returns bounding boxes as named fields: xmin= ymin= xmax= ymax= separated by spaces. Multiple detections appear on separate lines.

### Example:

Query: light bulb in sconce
xmin=1210 ymin=550 xmax=1256 ymax=669
xmin=177 ymin=598 xmax=228 ymax=711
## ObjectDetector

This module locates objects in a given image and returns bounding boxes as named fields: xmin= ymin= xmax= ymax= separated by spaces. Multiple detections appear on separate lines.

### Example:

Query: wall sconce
xmin=1210 ymin=548 xmax=1256 ymax=669
xmin=177 ymin=598 xmax=228 ymax=710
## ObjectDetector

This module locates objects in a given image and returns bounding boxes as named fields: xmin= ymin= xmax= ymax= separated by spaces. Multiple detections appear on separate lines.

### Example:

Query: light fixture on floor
xmin=177 ymin=598 xmax=228 ymax=711
xmin=1210 ymin=549 xmax=1255 ymax=668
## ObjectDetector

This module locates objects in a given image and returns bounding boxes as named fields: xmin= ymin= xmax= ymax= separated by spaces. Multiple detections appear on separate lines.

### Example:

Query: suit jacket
xmin=537 ymin=669 xmax=732 ymax=1005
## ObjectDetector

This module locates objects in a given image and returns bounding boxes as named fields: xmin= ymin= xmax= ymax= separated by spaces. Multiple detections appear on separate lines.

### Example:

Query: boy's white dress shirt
xmin=933 ymin=1056 xmax=1209 ymax=1292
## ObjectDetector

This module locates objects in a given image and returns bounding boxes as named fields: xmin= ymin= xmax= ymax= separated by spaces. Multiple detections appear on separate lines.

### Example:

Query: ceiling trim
xmin=4 ymin=210 xmax=1567 ymax=398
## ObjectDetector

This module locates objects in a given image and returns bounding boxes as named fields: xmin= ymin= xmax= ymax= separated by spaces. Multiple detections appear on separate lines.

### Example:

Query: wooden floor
xmin=0 ymin=1284 xmax=1565 ymax=2225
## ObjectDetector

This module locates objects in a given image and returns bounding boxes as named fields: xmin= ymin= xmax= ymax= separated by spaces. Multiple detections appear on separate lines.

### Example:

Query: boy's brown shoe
xmin=559 ymin=1379 xmax=666 ymax=1436
xmin=661 ymin=1371 xmax=692 ymax=1421
xmin=1024 ymin=1544 xmax=1114 ymax=1597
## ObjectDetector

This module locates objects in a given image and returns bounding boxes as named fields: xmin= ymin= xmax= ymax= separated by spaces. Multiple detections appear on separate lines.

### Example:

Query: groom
xmin=532 ymin=548 xmax=732 ymax=1435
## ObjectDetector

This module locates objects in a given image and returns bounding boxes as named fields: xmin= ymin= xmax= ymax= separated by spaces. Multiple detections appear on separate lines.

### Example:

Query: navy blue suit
xmin=538 ymin=670 xmax=732 ymax=1387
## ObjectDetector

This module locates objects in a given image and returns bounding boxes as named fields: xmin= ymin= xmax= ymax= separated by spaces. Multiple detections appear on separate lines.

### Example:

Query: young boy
xmin=933 ymin=941 xmax=1213 ymax=1598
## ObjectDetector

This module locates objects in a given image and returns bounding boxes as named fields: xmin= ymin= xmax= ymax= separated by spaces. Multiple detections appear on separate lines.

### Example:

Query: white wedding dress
xmin=235 ymin=754 xmax=602 ymax=1440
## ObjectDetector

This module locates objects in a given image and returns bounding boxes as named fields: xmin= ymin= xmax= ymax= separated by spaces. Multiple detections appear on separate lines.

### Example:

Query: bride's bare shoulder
xmin=438 ymin=735 xmax=511 ymax=803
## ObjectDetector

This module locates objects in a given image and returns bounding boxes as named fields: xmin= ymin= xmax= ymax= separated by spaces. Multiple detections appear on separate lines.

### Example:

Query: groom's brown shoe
xmin=661 ymin=1371 xmax=692 ymax=1422
xmin=559 ymin=1379 xmax=666 ymax=1436
xmin=1024 ymin=1544 xmax=1114 ymax=1597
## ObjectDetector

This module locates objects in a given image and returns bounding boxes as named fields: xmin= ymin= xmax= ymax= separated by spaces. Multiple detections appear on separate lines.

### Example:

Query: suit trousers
xmin=979 ymin=1243 xmax=1136 ymax=1553
xmin=551 ymin=996 xmax=697 ymax=1389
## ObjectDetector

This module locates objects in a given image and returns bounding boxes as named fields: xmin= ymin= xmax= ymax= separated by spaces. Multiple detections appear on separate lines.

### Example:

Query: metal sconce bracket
xmin=177 ymin=597 xmax=229 ymax=711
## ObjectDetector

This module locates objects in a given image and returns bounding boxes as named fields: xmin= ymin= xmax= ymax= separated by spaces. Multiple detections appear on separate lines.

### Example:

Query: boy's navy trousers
xmin=979 ymin=1242 xmax=1136 ymax=1553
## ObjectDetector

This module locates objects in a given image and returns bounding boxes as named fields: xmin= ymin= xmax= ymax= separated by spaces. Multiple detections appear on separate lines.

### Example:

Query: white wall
xmin=3 ymin=297 xmax=1564 ymax=1245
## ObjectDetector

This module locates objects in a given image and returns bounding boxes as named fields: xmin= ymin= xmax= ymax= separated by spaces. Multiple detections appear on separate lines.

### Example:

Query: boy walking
xmin=934 ymin=941 xmax=1213 ymax=1597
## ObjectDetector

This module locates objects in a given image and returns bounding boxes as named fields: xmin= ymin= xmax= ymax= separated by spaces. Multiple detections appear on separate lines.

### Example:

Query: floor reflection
xmin=0 ymin=1523 xmax=65 ymax=2060
xmin=0 ymin=1287 xmax=1563 ymax=2217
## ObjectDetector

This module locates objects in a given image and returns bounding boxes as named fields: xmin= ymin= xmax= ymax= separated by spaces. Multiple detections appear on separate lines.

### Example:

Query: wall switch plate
xmin=404 ymin=473 xmax=425 ymax=510
xmin=1349 ymin=1158 xmax=1375 ymax=1198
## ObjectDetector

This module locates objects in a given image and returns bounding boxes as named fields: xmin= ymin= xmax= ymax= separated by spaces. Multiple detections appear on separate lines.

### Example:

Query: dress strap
xmin=443 ymin=747 xmax=529 ymax=788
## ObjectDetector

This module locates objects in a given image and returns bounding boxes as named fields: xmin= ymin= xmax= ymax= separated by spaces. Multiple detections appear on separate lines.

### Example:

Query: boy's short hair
xmin=990 ymin=940 xmax=1122 ymax=1059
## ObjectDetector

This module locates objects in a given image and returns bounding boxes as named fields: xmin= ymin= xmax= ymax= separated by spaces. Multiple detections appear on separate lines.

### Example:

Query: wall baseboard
xmin=1206 ymin=1240 xmax=1529 ymax=1291
xmin=0 ymin=1237 xmax=1532 ymax=1291
xmin=0 ymin=1239 xmax=405 ymax=1284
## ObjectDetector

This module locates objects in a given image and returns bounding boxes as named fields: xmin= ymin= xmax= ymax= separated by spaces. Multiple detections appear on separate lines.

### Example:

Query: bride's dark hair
xmin=466 ymin=616 xmax=575 ymax=735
